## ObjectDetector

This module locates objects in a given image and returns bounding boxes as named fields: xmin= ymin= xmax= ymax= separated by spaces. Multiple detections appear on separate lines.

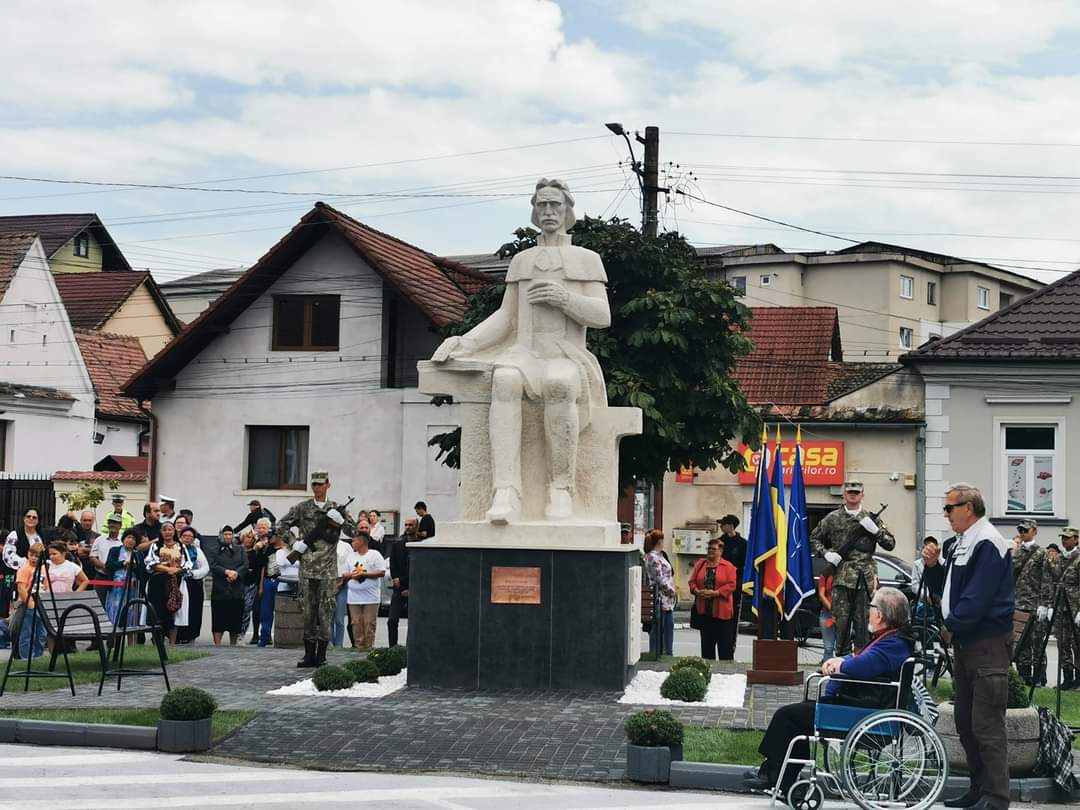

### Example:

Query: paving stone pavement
xmin=0 ymin=643 xmax=808 ymax=783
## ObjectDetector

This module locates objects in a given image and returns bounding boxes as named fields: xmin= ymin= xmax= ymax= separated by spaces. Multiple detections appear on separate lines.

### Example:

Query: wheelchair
xmin=770 ymin=658 xmax=948 ymax=810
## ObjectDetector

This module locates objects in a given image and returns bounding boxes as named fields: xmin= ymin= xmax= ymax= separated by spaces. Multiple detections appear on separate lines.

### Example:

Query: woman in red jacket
xmin=688 ymin=536 xmax=738 ymax=660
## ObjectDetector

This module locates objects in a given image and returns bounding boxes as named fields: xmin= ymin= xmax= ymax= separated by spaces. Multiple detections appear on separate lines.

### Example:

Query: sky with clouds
xmin=3 ymin=0 xmax=1080 ymax=289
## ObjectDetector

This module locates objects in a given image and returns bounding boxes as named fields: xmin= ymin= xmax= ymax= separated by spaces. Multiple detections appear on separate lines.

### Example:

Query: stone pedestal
xmin=407 ymin=542 xmax=641 ymax=690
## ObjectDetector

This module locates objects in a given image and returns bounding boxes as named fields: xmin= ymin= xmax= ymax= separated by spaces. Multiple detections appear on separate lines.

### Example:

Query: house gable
xmin=0 ymin=214 xmax=132 ymax=273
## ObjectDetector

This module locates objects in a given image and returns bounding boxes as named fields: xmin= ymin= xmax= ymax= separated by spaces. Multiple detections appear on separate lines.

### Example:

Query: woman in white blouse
xmin=176 ymin=526 xmax=210 ymax=644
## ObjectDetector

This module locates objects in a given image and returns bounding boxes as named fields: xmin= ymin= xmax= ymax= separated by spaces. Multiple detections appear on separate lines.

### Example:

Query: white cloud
xmin=621 ymin=0 xmax=1080 ymax=72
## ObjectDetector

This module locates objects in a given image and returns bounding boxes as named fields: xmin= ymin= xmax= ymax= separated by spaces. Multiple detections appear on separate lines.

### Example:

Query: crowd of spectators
xmin=0 ymin=494 xmax=433 ymax=656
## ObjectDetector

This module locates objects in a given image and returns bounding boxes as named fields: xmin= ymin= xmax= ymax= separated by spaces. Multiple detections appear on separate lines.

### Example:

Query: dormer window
xmin=73 ymin=232 xmax=90 ymax=258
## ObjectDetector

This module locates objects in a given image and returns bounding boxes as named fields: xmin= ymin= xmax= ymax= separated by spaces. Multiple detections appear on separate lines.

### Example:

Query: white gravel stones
xmin=617 ymin=669 xmax=747 ymax=707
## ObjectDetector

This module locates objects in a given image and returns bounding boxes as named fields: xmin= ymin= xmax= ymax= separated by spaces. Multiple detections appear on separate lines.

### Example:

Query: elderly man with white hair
xmin=744 ymin=586 xmax=914 ymax=796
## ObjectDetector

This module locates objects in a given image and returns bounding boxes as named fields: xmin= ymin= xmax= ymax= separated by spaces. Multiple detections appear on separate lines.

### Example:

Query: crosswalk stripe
xmin=0 ymin=785 xmax=568 ymax=809
xmin=0 ymin=752 xmax=164 ymax=768
xmin=0 ymin=770 xmax=328 ymax=788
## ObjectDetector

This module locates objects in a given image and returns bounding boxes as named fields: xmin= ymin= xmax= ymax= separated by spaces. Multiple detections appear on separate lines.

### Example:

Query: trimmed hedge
xmin=660 ymin=667 xmax=707 ymax=702
xmin=671 ymin=656 xmax=712 ymax=684
xmin=344 ymin=658 xmax=381 ymax=684
xmin=159 ymin=687 xmax=217 ymax=721
xmin=624 ymin=708 xmax=684 ymax=746
xmin=312 ymin=665 xmax=356 ymax=692
xmin=367 ymin=645 xmax=407 ymax=676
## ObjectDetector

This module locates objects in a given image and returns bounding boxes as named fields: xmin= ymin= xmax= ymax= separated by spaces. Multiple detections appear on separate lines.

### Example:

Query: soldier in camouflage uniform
xmin=274 ymin=470 xmax=356 ymax=668
xmin=810 ymin=479 xmax=895 ymax=656
xmin=1050 ymin=527 xmax=1080 ymax=689
xmin=1010 ymin=518 xmax=1054 ymax=686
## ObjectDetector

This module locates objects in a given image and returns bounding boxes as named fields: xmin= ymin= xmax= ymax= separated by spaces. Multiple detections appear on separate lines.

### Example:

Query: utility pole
xmin=641 ymin=126 xmax=660 ymax=237
xmin=605 ymin=122 xmax=666 ymax=237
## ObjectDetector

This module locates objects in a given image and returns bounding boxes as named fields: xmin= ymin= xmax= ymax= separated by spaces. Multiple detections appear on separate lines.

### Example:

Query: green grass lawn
xmin=683 ymin=727 xmax=764 ymax=765
xmin=1 ymin=647 xmax=207 ymax=692
xmin=930 ymin=678 xmax=1080 ymax=749
xmin=0 ymin=707 xmax=255 ymax=740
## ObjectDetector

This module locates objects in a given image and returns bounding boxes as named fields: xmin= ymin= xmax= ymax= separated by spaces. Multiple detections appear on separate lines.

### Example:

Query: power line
xmin=667 ymin=130 xmax=1080 ymax=148
xmin=675 ymin=190 xmax=858 ymax=244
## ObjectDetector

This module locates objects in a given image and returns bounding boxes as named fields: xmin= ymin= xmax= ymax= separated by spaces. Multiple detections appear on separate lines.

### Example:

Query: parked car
xmin=738 ymin=552 xmax=914 ymax=643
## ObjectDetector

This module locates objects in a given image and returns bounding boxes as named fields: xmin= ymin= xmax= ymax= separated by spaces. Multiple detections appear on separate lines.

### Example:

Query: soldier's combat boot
xmin=315 ymin=640 xmax=328 ymax=666
xmin=1018 ymin=664 xmax=1034 ymax=687
xmin=297 ymin=640 xmax=317 ymax=668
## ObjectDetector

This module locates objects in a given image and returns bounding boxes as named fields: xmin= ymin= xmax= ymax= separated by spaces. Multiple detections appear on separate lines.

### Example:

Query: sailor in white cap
xmin=159 ymin=496 xmax=177 ymax=520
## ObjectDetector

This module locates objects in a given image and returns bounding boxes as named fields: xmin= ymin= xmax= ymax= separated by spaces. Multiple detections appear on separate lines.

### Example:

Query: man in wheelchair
xmin=744 ymin=587 xmax=914 ymax=795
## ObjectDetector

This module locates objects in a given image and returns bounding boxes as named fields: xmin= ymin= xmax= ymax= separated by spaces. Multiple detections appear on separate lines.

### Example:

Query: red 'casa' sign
xmin=736 ymin=441 xmax=845 ymax=486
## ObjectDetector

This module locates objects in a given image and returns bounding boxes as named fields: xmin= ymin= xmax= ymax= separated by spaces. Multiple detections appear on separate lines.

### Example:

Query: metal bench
xmin=0 ymin=566 xmax=170 ymax=696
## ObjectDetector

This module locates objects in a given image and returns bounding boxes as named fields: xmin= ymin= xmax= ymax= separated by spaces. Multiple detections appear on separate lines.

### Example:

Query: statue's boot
xmin=544 ymin=485 xmax=573 ymax=521
xmin=487 ymin=488 xmax=521 ymax=524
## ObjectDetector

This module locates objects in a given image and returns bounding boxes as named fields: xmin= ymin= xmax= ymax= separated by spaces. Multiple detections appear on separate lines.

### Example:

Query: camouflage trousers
xmin=1053 ymin=617 xmax=1080 ymax=673
xmin=832 ymin=584 xmax=870 ymax=656
xmin=1014 ymin=613 xmax=1048 ymax=675
xmin=298 ymin=577 xmax=337 ymax=643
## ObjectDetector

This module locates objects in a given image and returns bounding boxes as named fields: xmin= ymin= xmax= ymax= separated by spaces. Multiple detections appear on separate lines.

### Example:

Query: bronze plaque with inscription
xmin=490 ymin=566 xmax=542 ymax=604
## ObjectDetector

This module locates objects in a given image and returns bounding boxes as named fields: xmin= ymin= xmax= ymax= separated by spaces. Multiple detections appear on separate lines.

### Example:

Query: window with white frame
xmin=731 ymin=276 xmax=746 ymax=294
xmin=73 ymin=232 xmax=89 ymax=258
xmin=899 ymin=275 xmax=914 ymax=299
xmin=759 ymin=274 xmax=771 ymax=287
xmin=899 ymin=326 xmax=913 ymax=349
xmin=927 ymin=281 xmax=937 ymax=306
xmin=1002 ymin=424 xmax=1057 ymax=514
xmin=977 ymin=286 xmax=991 ymax=310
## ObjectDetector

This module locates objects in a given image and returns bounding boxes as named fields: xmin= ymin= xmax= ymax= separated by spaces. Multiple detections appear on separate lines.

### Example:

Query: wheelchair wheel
xmin=786 ymin=779 xmax=825 ymax=810
xmin=839 ymin=710 xmax=948 ymax=810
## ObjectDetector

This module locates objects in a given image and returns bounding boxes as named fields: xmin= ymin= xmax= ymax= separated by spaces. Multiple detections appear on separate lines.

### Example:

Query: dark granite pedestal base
xmin=407 ymin=544 xmax=640 ymax=691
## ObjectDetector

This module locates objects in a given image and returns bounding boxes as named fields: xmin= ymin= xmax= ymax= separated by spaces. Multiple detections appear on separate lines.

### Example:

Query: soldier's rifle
xmin=286 ymin=496 xmax=355 ymax=563
xmin=821 ymin=502 xmax=888 ymax=579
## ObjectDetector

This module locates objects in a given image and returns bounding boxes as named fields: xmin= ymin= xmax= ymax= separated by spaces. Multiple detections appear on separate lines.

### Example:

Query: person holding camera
xmin=688 ymin=536 xmax=737 ymax=660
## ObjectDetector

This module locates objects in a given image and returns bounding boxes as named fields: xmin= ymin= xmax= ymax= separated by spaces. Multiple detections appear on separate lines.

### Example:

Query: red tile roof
xmin=904 ymin=265 xmax=1080 ymax=361
xmin=53 ymin=470 xmax=146 ymax=481
xmin=54 ymin=271 xmax=147 ymax=328
xmin=74 ymin=330 xmax=149 ymax=419
xmin=734 ymin=308 xmax=842 ymax=404
xmin=93 ymin=455 xmax=149 ymax=474
xmin=122 ymin=202 xmax=496 ymax=399
xmin=0 ymin=233 xmax=35 ymax=302
xmin=0 ymin=213 xmax=132 ymax=271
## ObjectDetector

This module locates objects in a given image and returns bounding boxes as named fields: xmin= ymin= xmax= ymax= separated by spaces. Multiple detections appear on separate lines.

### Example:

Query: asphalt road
xmin=0 ymin=744 xmax=1051 ymax=810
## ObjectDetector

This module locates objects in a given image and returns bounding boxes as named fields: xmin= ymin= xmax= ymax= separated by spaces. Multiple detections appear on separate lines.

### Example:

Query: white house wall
xmin=0 ymin=240 xmax=95 ymax=473
xmin=150 ymin=230 xmax=462 ymax=531
xmin=95 ymin=419 xmax=143 ymax=461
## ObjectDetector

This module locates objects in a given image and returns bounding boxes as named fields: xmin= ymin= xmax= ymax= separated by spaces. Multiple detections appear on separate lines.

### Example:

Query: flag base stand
xmin=746 ymin=639 xmax=803 ymax=686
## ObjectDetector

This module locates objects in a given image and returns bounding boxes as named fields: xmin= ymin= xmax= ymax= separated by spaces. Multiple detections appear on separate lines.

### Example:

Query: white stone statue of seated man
xmin=431 ymin=178 xmax=610 ymax=524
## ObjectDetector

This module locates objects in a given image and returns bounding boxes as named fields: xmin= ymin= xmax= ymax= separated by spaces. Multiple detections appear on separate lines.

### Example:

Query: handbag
xmin=688 ymin=559 xmax=707 ymax=629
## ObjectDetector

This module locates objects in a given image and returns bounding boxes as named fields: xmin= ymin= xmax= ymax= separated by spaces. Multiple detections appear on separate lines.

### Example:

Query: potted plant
xmin=158 ymin=687 xmax=217 ymax=753
xmin=936 ymin=667 xmax=1039 ymax=775
xmin=624 ymin=709 xmax=684 ymax=783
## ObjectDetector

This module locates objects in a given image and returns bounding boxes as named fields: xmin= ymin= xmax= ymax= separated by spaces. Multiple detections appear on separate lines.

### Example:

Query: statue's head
xmin=530 ymin=178 xmax=576 ymax=234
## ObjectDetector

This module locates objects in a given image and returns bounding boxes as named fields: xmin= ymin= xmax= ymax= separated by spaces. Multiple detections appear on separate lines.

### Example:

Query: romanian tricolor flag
xmin=743 ymin=426 xmax=785 ymax=616
xmin=762 ymin=425 xmax=788 ymax=614
xmin=784 ymin=426 xmax=816 ymax=620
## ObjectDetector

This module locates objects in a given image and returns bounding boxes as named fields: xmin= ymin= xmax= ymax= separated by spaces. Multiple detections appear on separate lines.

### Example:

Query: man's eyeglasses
xmin=943 ymin=503 xmax=969 ymax=514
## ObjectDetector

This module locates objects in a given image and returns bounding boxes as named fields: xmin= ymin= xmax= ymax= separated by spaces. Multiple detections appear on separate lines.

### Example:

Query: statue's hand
xmin=527 ymin=281 xmax=570 ymax=310
xmin=432 ymin=336 xmax=465 ymax=363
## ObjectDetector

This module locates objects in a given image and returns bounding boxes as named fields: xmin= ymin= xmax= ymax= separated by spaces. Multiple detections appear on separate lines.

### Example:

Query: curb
xmin=666 ymin=761 xmax=1078 ymax=803
xmin=0 ymin=719 xmax=157 ymax=750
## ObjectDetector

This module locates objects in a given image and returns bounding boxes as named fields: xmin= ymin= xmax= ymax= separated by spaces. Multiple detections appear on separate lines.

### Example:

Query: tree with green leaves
xmin=431 ymin=217 xmax=761 ymax=487
xmin=58 ymin=479 xmax=120 ymax=511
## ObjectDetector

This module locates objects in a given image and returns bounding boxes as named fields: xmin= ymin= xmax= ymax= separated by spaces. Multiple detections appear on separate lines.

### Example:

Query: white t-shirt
xmin=336 ymin=541 xmax=353 ymax=577
xmin=369 ymin=522 xmax=386 ymax=544
xmin=345 ymin=549 xmax=385 ymax=604
xmin=90 ymin=535 xmax=123 ymax=571
xmin=47 ymin=559 xmax=83 ymax=593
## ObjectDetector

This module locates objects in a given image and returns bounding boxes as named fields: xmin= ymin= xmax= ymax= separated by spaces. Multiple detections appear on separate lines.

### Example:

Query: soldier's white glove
xmin=1074 ymin=610 xmax=1080 ymax=628
xmin=292 ymin=541 xmax=308 ymax=555
xmin=825 ymin=551 xmax=843 ymax=567
xmin=859 ymin=516 xmax=879 ymax=535
xmin=326 ymin=509 xmax=344 ymax=526
xmin=1047 ymin=608 xmax=1054 ymax=623
xmin=1037 ymin=606 xmax=1049 ymax=622
xmin=289 ymin=526 xmax=300 ymax=538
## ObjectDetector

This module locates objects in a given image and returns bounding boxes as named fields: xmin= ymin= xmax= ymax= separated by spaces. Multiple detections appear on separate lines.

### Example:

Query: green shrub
xmin=159 ymin=687 xmax=217 ymax=721
xmin=671 ymin=656 xmax=712 ymax=684
xmin=1008 ymin=667 xmax=1031 ymax=709
xmin=312 ymin=665 xmax=356 ymax=692
xmin=343 ymin=658 xmax=380 ymax=684
xmin=624 ymin=709 xmax=684 ymax=747
xmin=388 ymin=644 xmax=407 ymax=669
xmin=367 ymin=647 xmax=405 ymax=676
xmin=661 ymin=667 xmax=708 ymax=702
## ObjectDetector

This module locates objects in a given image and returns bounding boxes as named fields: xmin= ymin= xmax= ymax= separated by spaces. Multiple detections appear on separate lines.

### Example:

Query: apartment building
xmin=700 ymin=242 xmax=1042 ymax=361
